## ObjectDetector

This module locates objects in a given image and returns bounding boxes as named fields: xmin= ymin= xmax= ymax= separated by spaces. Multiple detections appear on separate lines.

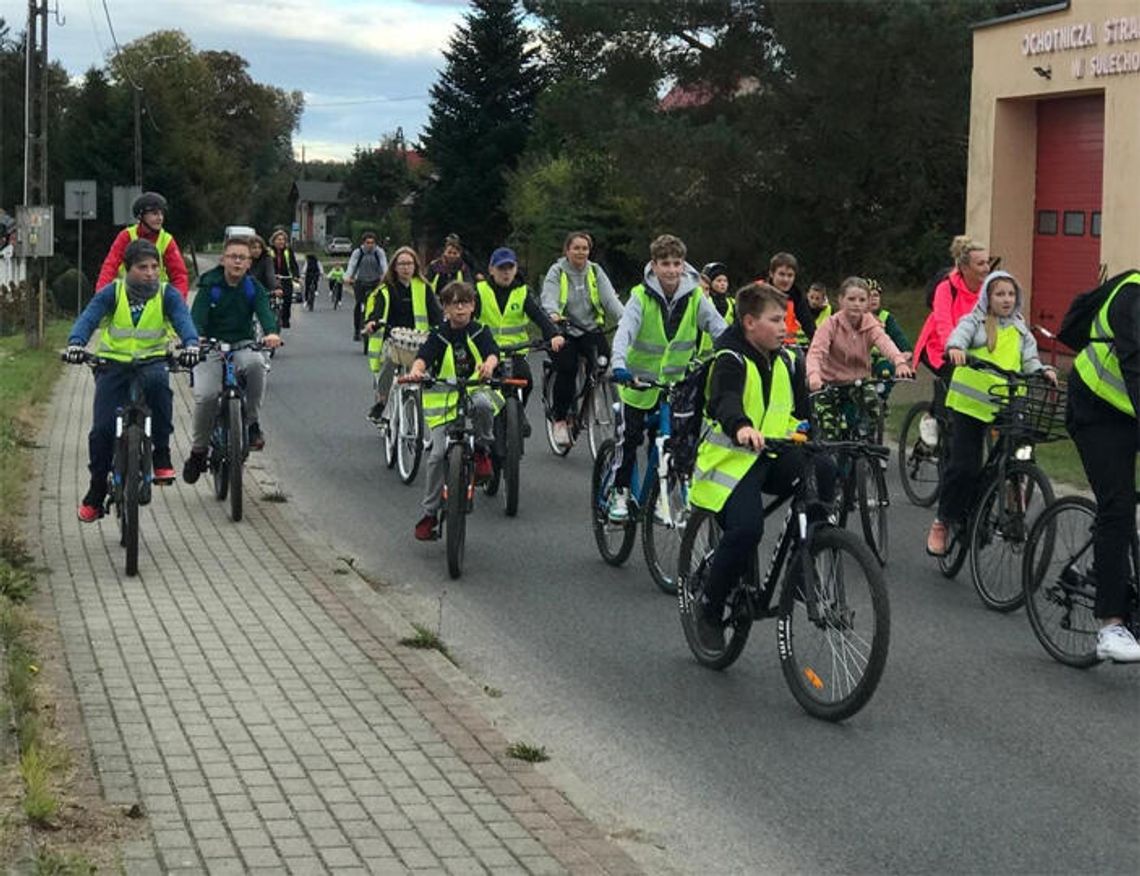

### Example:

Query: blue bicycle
xmin=591 ymin=376 xmax=691 ymax=594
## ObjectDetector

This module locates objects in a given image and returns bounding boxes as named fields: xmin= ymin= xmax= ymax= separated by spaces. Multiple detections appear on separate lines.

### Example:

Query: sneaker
xmin=414 ymin=514 xmax=438 ymax=541
xmin=608 ymin=488 xmax=630 ymax=522
xmin=474 ymin=450 xmax=493 ymax=482
xmin=367 ymin=401 xmax=386 ymax=426
xmin=694 ymin=601 xmax=725 ymax=652
xmin=653 ymin=486 xmax=672 ymax=524
xmin=1095 ymin=624 xmax=1140 ymax=663
xmin=77 ymin=486 xmax=106 ymax=523
xmin=182 ymin=449 xmax=208 ymax=485
xmin=552 ymin=419 xmax=571 ymax=448
xmin=153 ymin=449 xmax=175 ymax=484
xmin=248 ymin=422 xmax=265 ymax=451
xmin=926 ymin=519 xmax=949 ymax=556
xmin=918 ymin=414 xmax=940 ymax=447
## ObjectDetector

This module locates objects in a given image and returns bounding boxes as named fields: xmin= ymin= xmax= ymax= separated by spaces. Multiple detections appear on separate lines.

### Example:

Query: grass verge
xmin=505 ymin=742 xmax=549 ymax=763
xmin=398 ymin=623 xmax=455 ymax=664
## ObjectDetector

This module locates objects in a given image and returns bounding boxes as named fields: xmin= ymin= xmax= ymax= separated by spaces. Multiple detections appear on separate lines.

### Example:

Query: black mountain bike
xmin=201 ymin=339 xmax=266 ymax=523
xmin=484 ymin=339 xmax=549 ymax=517
xmin=541 ymin=325 xmax=616 ymax=460
xmin=676 ymin=436 xmax=890 ymax=722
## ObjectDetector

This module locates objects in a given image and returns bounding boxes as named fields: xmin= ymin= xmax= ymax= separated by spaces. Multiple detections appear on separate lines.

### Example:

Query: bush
xmin=49 ymin=269 xmax=90 ymax=318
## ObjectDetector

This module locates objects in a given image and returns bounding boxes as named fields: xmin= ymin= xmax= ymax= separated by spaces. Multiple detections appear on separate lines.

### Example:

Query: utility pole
xmin=23 ymin=0 xmax=50 ymax=347
xmin=133 ymin=87 xmax=142 ymax=187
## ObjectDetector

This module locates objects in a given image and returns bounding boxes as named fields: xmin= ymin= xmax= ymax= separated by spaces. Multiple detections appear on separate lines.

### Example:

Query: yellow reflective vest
xmin=698 ymin=296 xmax=735 ymax=359
xmin=96 ymin=280 xmax=170 ymax=362
xmin=1073 ymin=272 xmax=1139 ymax=418
xmin=558 ymin=265 xmax=605 ymax=326
xmin=117 ymin=225 xmax=174 ymax=284
xmin=421 ymin=333 xmax=504 ymax=429
xmin=945 ymin=325 xmax=1021 ymax=423
xmin=476 ymin=280 xmax=529 ymax=347
xmin=620 ymin=285 xmax=702 ymax=409
xmin=365 ymin=279 xmax=431 ymax=374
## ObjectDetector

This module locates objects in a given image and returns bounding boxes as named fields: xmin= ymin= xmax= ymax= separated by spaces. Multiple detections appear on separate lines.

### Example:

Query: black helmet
xmin=123 ymin=238 xmax=161 ymax=269
xmin=132 ymin=191 xmax=168 ymax=219
xmin=701 ymin=262 xmax=728 ymax=282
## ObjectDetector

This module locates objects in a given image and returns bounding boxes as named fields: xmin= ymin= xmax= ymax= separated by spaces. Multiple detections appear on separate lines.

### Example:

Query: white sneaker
xmin=653 ymin=487 xmax=672 ymax=524
xmin=608 ymin=488 xmax=630 ymax=522
xmin=552 ymin=420 xmax=571 ymax=448
xmin=1096 ymin=624 xmax=1140 ymax=663
xmin=918 ymin=414 xmax=940 ymax=447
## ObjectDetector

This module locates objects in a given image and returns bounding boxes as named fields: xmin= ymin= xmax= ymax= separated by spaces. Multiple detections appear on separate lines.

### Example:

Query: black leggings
xmin=551 ymin=331 xmax=609 ymax=419
xmin=937 ymin=410 xmax=988 ymax=525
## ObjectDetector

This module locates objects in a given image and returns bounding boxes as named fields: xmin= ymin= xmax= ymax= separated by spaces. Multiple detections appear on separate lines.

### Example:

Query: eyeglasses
xmin=225 ymin=254 xmax=251 ymax=262
xmin=393 ymin=261 xmax=416 ymax=268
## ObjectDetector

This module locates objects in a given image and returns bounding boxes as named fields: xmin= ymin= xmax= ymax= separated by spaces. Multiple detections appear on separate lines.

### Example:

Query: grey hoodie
xmin=540 ymin=257 xmax=624 ymax=336
xmin=946 ymin=270 xmax=1045 ymax=373
xmin=611 ymin=261 xmax=727 ymax=370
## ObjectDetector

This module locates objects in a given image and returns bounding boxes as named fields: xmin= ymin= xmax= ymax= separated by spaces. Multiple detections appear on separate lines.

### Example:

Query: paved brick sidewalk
xmin=35 ymin=368 xmax=642 ymax=875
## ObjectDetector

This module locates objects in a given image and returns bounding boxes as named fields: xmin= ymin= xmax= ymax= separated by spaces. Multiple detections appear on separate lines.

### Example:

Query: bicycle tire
xmin=123 ymin=425 xmax=141 ymax=577
xmin=445 ymin=445 xmax=467 ymax=579
xmin=777 ymin=527 xmax=890 ymax=722
xmin=677 ymin=509 xmax=749 ymax=669
xmin=591 ymin=439 xmax=636 ymax=566
xmin=227 ymin=397 xmax=244 ymax=523
xmin=543 ymin=371 xmax=572 ymax=457
xmin=211 ymin=418 xmax=229 ymax=502
xmin=383 ymin=396 xmax=398 ymax=470
xmin=397 ymin=388 xmax=423 ymax=484
xmin=938 ymin=521 xmax=969 ymax=578
xmin=503 ymin=397 xmax=522 ymax=517
xmin=587 ymin=380 xmax=614 ymax=461
xmin=969 ymin=462 xmax=1053 ymax=612
xmin=897 ymin=401 xmax=941 ymax=507
xmin=642 ymin=469 xmax=689 ymax=594
xmin=856 ymin=456 xmax=890 ymax=566
xmin=1022 ymin=496 xmax=1101 ymax=667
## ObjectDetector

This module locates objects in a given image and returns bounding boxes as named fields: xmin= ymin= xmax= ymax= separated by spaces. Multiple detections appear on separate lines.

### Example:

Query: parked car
xmin=324 ymin=237 xmax=352 ymax=255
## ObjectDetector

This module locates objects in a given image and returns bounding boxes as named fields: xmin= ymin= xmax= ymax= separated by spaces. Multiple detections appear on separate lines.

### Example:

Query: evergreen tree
xmin=421 ymin=0 xmax=543 ymax=259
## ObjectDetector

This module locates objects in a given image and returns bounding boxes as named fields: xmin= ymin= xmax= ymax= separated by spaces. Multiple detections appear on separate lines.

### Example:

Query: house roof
xmin=292 ymin=180 xmax=344 ymax=203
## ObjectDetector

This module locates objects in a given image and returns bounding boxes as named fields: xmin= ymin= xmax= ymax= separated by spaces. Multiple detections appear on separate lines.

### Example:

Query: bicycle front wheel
xmin=856 ymin=456 xmax=889 ymax=566
xmin=677 ymin=509 xmax=750 ymax=669
xmin=591 ymin=439 xmax=636 ymax=565
xmin=383 ymin=394 xmax=398 ymax=470
xmin=586 ymin=380 xmax=615 ymax=461
xmin=444 ymin=446 xmax=467 ymax=579
xmin=543 ymin=370 xmax=572 ymax=457
xmin=778 ymin=527 xmax=890 ymax=722
xmin=123 ymin=425 xmax=142 ymax=577
xmin=1022 ymin=496 xmax=1100 ymax=667
xmin=227 ymin=398 xmax=244 ymax=523
xmin=503 ymin=397 xmax=522 ymax=517
xmin=397 ymin=388 xmax=423 ymax=484
xmin=897 ymin=401 xmax=941 ymax=507
xmin=642 ymin=469 xmax=690 ymax=594
xmin=969 ymin=461 xmax=1054 ymax=612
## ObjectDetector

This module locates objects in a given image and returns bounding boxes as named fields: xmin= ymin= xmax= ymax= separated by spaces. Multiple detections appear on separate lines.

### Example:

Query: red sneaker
xmin=153 ymin=466 xmax=176 ymax=484
xmin=414 ymin=515 xmax=438 ymax=541
xmin=77 ymin=502 xmax=104 ymax=523
xmin=474 ymin=450 xmax=493 ymax=481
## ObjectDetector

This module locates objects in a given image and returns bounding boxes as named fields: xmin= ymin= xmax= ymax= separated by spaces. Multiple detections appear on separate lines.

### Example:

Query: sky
xmin=36 ymin=0 xmax=470 ymax=161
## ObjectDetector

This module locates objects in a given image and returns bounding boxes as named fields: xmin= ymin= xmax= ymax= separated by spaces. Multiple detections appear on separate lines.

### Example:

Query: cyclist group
xmin=65 ymin=193 xmax=1139 ymax=666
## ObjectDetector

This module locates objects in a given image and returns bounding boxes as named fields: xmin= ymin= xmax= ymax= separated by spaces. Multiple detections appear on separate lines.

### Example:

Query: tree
xmin=420 ymin=0 xmax=544 ymax=258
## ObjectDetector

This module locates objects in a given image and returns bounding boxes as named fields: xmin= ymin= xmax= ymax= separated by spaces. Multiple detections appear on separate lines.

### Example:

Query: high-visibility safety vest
xmin=945 ymin=324 xmax=1021 ymax=423
xmin=691 ymin=350 xmax=799 ymax=512
xmin=1073 ymin=272 xmax=1139 ymax=418
xmin=619 ymin=285 xmax=702 ymax=409
xmin=430 ymin=267 xmax=466 ymax=293
xmin=795 ymin=303 xmax=831 ymax=346
xmin=698 ymin=296 xmax=735 ymax=359
xmin=117 ymin=225 xmax=174 ymax=284
xmin=365 ymin=279 xmax=432 ymax=374
xmin=558 ymin=265 xmax=605 ymax=326
xmin=870 ymin=308 xmax=891 ymax=361
xmin=476 ymin=280 xmax=529 ymax=347
xmin=273 ymin=247 xmax=296 ymax=279
xmin=421 ymin=334 xmax=504 ymax=429
xmin=96 ymin=280 xmax=170 ymax=362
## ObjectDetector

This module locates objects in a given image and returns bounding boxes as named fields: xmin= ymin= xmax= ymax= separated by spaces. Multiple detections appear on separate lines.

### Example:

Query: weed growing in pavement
xmin=505 ymin=742 xmax=549 ymax=763
xmin=33 ymin=847 xmax=96 ymax=875
xmin=482 ymin=684 xmax=502 ymax=698
xmin=20 ymin=746 xmax=60 ymax=825
xmin=0 ymin=561 xmax=37 ymax=603
xmin=260 ymin=490 xmax=288 ymax=503
xmin=398 ymin=623 xmax=455 ymax=664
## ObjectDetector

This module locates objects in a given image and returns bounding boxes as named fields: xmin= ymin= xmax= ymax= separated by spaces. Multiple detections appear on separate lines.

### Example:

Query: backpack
xmin=924 ymin=267 xmax=952 ymax=309
xmin=209 ymin=275 xmax=258 ymax=310
xmin=1056 ymin=270 xmax=1133 ymax=352
xmin=666 ymin=359 xmax=711 ymax=478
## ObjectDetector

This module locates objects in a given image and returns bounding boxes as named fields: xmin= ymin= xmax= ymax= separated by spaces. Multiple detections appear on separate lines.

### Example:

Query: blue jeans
xmin=89 ymin=360 xmax=173 ymax=486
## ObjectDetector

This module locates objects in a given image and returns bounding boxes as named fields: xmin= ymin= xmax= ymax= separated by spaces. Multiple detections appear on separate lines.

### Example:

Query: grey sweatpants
xmin=190 ymin=348 xmax=268 ymax=450
xmin=421 ymin=391 xmax=496 ymax=516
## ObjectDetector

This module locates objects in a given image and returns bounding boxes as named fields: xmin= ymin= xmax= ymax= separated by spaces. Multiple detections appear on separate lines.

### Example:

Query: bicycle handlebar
xmin=961 ymin=354 xmax=1053 ymax=380
xmin=396 ymin=374 xmax=527 ymax=390
xmin=62 ymin=350 xmax=189 ymax=370
xmin=199 ymin=338 xmax=271 ymax=354
xmin=498 ymin=338 xmax=552 ymax=356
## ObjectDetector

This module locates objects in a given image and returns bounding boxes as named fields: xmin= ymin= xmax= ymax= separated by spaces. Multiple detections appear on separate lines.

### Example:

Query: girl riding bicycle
xmin=926 ymin=270 xmax=1056 ymax=556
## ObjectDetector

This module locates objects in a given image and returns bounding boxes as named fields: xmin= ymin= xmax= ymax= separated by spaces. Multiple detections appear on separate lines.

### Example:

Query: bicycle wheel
xmin=503 ymin=397 xmax=522 ymax=517
xmin=587 ymin=380 xmax=615 ymax=461
xmin=897 ymin=401 xmax=942 ymax=507
xmin=778 ymin=527 xmax=890 ymax=722
xmin=677 ymin=508 xmax=750 ymax=669
xmin=856 ymin=456 xmax=889 ymax=566
xmin=591 ymin=439 xmax=637 ymax=565
xmin=383 ymin=394 xmax=398 ymax=470
xmin=211 ymin=418 xmax=228 ymax=502
xmin=938 ymin=520 xmax=969 ymax=578
xmin=1022 ymin=496 xmax=1100 ymax=667
xmin=227 ymin=398 xmax=244 ymax=523
xmin=543 ymin=370 xmax=572 ymax=458
xmin=123 ymin=425 xmax=142 ymax=577
xmin=642 ymin=469 xmax=690 ymax=594
xmin=969 ymin=462 xmax=1054 ymax=612
xmin=444 ymin=446 xmax=467 ymax=579
xmin=397 ymin=389 xmax=423 ymax=484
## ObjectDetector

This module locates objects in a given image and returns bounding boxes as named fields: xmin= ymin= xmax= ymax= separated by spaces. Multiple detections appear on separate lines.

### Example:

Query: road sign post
xmin=65 ymin=180 xmax=97 ymax=314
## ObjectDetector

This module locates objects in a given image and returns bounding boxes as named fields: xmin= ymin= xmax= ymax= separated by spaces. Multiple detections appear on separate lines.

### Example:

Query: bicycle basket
xmin=989 ymin=380 xmax=1068 ymax=443
xmin=386 ymin=327 xmax=429 ymax=369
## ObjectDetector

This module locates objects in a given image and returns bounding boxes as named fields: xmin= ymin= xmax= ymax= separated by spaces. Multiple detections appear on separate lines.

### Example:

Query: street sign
xmin=65 ymin=180 xmax=98 ymax=220
xmin=14 ymin=206 xmax=54 ymax=258
xmin=113 ymin=185 xmax=142 ymax=226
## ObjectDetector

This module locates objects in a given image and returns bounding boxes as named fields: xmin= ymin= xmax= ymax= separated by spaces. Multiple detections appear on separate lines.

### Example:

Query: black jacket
xmin=1069 ymin=281 xmax=1140 ymax=431
xmin=416 ymin=320 xmax=498 ymax=380
xmin=473 ymin=280 xmax=561 ymax=344
xmin=366 ymin=280 xmax=444 ymax=336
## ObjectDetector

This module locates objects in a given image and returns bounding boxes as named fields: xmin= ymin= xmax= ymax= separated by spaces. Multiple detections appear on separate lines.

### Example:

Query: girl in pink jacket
xmin=806 ymin=277 xmax=914 ymax=391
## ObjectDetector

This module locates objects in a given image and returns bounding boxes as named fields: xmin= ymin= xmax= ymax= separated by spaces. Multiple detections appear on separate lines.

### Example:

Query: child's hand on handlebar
xmin=263 ymin=334 xmax=283 ymax=349
xmin=611 ymin=367 xmax=633 ymax=384
xmin=948 ymin=348 xmax=967 ymax=366
xmin=896 ymin=363 xmax=915 ymax=379
xmin=735 ymin=425 xmax=765 ymax=451
xmin=478 ymin=356 xmax=498 ymax=380
xmin=550 ymin=335 xmax=566 ymax=353
xmin=808 ymin=373 xmax=823 ymax=391
xmin=1042 ymin=367 xmax=1059 ymax=386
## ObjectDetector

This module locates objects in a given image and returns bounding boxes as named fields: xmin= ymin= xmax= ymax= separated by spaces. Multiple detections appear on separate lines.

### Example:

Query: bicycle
xmin=540 ymin=323 xmax=616 ymax=460
xmin=809 ymin=380 xmax=896 ymax=566
xmin=590 ymin=376 xmax=691 ymax=594
xmin=377 ymin=326 xmax=427 ymax=485
xmin=65 ymin=351 xmax=183 ymax=577
xmin=330 ymin=279 xmax=343 ymax=310
xmin=676 ymin=435 xmax=890 ymax=722
xmin=200 ymin=339 xmax=267 ymax=524
xmin=398 ymin=372 xmax=525 ymax=579
xmin=1022 ymin=492 xmax=1139 ymax=667
xmin=304 ymin=277 xmax=318 ymax=311
xmin=483 ymin=338 xmax=549 ymax=517
xmin=936 ymin=359 xmax=1064 ymax=612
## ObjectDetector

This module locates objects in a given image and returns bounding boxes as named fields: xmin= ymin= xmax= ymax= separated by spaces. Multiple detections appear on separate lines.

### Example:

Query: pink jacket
xmin=913 ymin=270 xmax=979 ymax=371
xmin=806 ymin=311 xmax=908 ymax=385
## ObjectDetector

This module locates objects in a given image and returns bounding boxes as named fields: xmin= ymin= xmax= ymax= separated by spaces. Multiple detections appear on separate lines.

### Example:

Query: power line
xmin=99 ymin=0 xmax=142 ymax=91
xmin=305 ymin=94 xmax=427 ymax=108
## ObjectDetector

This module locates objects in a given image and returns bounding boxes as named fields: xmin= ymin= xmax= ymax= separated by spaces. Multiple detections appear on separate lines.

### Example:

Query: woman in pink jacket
xmin=913 ymin=238 xmax=991 ymax=386
xmin=806 ymin=277 xmax=914 ymax=390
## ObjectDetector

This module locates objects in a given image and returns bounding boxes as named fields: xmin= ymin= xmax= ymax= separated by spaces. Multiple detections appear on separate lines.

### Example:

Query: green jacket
xmin=191 ymin=266 xmax=278 ymax=342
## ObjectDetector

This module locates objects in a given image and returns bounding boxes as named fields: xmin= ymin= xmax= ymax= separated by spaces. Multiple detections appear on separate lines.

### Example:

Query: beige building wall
xmin=967 ymin=0 xmax=1140 ymax=298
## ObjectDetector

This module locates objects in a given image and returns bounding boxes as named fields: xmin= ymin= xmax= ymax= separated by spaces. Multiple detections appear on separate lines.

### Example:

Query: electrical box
xmin=14 ymin=206 xmax=54 ymax=258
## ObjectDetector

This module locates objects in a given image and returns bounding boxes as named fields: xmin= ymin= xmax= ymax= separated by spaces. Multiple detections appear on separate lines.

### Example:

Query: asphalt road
xmin=251 ymin=296 xmax=1139 ymax=875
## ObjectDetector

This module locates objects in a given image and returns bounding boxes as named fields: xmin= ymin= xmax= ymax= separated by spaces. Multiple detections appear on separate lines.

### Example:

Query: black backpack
xmin=666 ymin=359 xmax=712 ymax=478
xmin=1057 ymin=271 xmax=1133 ymax=352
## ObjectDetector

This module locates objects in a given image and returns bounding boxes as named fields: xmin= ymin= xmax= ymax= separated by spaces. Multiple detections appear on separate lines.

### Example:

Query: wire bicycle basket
xmin=989 ymin=379 xmax=1068 ymax=444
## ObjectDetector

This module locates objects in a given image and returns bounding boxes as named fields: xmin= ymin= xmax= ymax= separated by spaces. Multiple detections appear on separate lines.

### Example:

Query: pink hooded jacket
xmin=913 ymin=269 xmax=980 ymax=371
xmin=806 ymin=311 xmax=908 ymax=386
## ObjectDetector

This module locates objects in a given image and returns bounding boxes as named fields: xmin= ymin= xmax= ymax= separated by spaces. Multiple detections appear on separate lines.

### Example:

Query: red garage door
xmin=1031 ymin=94 xmax=1104 ymax=342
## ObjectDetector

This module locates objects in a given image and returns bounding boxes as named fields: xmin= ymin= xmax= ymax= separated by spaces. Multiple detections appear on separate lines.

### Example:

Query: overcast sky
xmin=38 ymin=0 xmax=469 ymax=161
